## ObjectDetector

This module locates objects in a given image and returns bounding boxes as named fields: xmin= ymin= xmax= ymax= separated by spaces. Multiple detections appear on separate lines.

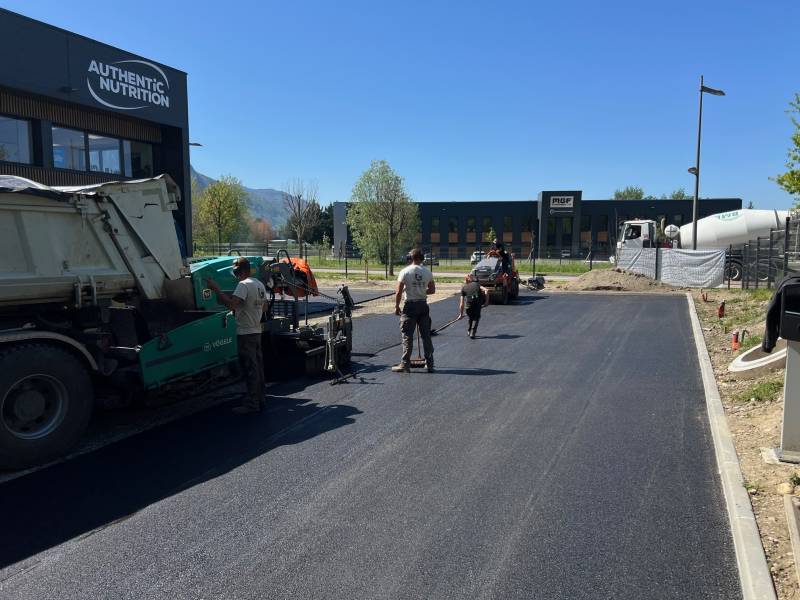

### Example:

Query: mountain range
xmin=190 ymin=165 xmax=287 ymax=226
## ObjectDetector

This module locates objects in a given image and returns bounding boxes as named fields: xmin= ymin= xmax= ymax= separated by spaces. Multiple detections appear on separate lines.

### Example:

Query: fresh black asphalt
xmin=0 ymin=291 xmax=741 ymax=599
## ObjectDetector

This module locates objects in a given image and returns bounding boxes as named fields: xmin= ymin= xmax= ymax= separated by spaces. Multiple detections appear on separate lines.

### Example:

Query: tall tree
xmin=773 ymin=93 xmax=800 ymax=208
xmin=249 ymin=217 xmax=275 ymax=244
xmin=283 ymin=179 xmax=322 ymax=259
xmin=347 ymin=160 xmax=419 ymax=275
xmin=195 ymin=176 xmax=248 ymax=246
xmin=669 ymin=187 xmax=690 ymax=200
xmin=613 ymin=186 xmax=645 ymax=200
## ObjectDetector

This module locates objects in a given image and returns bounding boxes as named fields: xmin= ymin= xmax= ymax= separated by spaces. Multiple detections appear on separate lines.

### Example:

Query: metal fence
xmin=739 ymin=216 xmax=800 ymax=289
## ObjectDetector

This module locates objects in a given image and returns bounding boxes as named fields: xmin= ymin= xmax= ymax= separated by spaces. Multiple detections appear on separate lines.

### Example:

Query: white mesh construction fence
xmin=616 ymin=247 xmax=726 ymax=288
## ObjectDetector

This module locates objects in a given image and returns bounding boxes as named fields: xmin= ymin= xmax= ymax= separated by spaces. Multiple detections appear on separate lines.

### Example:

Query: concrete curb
xmin=686 ymin=293 xmax=777 ymax=600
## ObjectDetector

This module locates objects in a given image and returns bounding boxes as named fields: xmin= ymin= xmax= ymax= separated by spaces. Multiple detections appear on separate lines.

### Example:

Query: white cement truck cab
xmin=616 ymin=209 xmax=790 ymax=280
xmin=617 ymin=220 xmax=659 ymax=249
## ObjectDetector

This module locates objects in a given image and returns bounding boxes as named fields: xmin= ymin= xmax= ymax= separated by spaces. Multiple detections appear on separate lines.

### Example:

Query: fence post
xmin=785 ymin=217 xmax=792 ymax=280
xmin=727 ymin=244 xmax=732 ymax=290
xmin=769 ymin=230 xmax=775 ymax=289
xmin=743 ymin=244 xmax=749 ymax=290
xmin=755 ymin=237 xmax=761 ymax=289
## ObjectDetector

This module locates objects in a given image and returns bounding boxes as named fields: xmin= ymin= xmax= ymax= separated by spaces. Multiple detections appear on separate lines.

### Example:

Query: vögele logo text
xmin=202 ymin=337 xmax=233 ymax=352
xmin=86 ymin=59 xmax=170 ymax=111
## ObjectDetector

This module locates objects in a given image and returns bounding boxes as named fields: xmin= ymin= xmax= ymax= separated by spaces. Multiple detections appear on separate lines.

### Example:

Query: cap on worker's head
xmin=232 ymin=257 xmax=251 ymax=277
xmin=410 ymin=248 xmax=424 ymax=263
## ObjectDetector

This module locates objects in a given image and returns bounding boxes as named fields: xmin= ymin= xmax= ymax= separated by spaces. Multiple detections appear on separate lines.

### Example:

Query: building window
xmin=466 ymin=217 xmax=476 ymax=244
xmin=52 ymin=127 xmax=87 ymax=171
xmin=123 ymin=140 xmax=154 ymax=178
xmin=580 ymin=215 xmax=592 ymax=249
xmin=89 ymin=134 xmax=122 ymax=175
xmin=0 ymin=116 xmax=32 ymax=164
xmin=430 ymin=216 xmax=440 ymax=244
xmin=597 ymin=215 xmax=609 ymax=251
xmin=502 ymin=216 xmax=513 ymax=243
xmin=673 ymin=214 xmax=684 ymax=226
xmin=482 ymin=216 xmax=493 ymax=242
xmin=448 ymin=217 xmax=458 ymax=243
xmin=547 ymin=217 xmax=556 ymax=248
xmin=562 ymin=217 xmax=573 ymax=249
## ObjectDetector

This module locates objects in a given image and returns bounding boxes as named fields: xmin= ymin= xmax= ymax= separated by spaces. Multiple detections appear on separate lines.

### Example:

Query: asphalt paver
xmin=0 ymin=291 xmax=741 ymax=599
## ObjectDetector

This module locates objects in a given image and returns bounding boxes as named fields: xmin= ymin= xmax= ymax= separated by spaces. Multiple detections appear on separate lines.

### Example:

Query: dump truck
xmin=470 ymin=255 xmax=520 ymax=304
xmin=617 ymin=209 xmax=791 ymax=280
xmin=0 ymin=175 xmax=352 ymax=469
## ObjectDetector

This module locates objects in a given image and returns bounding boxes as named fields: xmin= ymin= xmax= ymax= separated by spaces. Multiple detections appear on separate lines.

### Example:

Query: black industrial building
xmin=0 ymin=9 xmax=192 ymax=247
xmin=333 ymin=193 xmax=742 ymax=260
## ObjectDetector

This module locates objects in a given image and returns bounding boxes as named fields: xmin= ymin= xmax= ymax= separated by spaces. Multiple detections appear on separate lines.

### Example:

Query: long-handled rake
xmin=409 ymin=324 xmax=427 ymax=368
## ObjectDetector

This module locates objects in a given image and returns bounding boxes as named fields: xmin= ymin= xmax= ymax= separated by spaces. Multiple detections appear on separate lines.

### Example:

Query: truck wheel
xmin=0 ymin=344 xmax=93 ymax=469
xmin=725 ymin=260 xmax=743 ymax=282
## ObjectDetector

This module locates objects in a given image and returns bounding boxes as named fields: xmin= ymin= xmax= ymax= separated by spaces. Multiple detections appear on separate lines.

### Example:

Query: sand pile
xmin=558 ymin=269 xmax=676 ymax=292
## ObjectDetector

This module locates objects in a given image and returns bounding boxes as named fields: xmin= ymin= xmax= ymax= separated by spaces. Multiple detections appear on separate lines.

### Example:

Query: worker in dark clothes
xmin=459 ymin=273 xmax=489 ymax=339
xmin=490 ymin=239 xmax=511 ymax=274
xmin=206 ymin=257 xmax=268 ymax=414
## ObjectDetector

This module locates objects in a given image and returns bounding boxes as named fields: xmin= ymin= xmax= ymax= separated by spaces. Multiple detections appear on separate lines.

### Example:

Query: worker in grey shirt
xmin=206 ymin=257 xmax=268 ymax=414
xmin=393 ymin=248 xmax=435 ymax=373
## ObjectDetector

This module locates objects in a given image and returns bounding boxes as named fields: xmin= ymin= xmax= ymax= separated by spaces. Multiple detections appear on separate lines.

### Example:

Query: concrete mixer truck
xmin=616 ymin=209 xmax=791 ymax=280
xmin=0 ymin=175 xmax=352 ymax=469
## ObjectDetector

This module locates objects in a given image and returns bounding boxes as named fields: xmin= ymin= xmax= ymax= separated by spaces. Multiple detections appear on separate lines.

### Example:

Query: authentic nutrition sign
xmin=86 ymin=59 xmax=170 ymax=111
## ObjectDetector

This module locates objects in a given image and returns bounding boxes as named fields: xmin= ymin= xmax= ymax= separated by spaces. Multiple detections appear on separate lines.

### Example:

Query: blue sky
xmin=6 ymin=1 xmax=799 ymax=208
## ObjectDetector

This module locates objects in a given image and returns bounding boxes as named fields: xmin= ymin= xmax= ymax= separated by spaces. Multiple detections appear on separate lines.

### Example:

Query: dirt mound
xmin=558 ymin=269 xmax=676 ymax=292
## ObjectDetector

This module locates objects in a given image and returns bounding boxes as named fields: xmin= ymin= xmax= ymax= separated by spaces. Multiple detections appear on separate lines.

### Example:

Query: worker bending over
xmin=459 ymin=273 xmax=489 ymax=339
xmin=206 ymin=257 xmax=268 ymax=414
xmin=489 ymin=239 xmax=511 ymax=274
xmin=393 ymin=248 xmax=436 ymax=373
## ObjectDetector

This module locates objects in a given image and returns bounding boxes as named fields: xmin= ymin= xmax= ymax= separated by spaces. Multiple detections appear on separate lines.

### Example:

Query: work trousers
xmin=237 ymin=333 xmax=264 ymax=409
xmin=400 ymin=301 xmax=434 ymax=366
xmin=466 ymin=304 xmax=482 ymax=334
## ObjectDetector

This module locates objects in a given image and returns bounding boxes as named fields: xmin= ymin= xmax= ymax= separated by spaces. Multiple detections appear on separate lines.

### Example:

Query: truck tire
xmin=725 ymin=259 xmax=743 ymax=282
xmin=0 ymin=344 xmax=93 ymax=469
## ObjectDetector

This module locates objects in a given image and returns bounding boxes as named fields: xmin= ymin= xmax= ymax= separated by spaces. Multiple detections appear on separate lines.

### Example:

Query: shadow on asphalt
xmin=430 ymin=368 xmax=516 ymax=376
xmin=0 ymin=394 xmax=360 ymax=569
xmin=472 ymin=334 xmax=523 ymax=340
xmin=509 ymin=295 xmax=549 ymax=305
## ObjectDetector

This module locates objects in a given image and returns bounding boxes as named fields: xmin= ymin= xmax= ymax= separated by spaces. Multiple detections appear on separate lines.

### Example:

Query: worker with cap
xmin=392 ymin=248 xmax=435 ymax=373
xmin=206 ymin=257 xmax=268 ymax=414
xmin=459 ymin=273 xmax=489 ymax=339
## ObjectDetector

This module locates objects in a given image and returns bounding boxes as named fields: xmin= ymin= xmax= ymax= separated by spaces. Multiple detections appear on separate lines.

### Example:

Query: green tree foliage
xmin=613 ymin=186 xmax=645 ymax=200
xmin=194 ymin=176 xmax=248 ymax=245
xmin=669 ymin=187 xmax=690 ymax=200
xmin=774 ymin=93 xmax=800 ymax=208
xmin=347 ymin=160 xmax=419 ymax=275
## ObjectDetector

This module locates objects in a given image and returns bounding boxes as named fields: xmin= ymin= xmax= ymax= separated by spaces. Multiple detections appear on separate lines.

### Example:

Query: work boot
xmin=391 ymin=363 xmax=411 ymax=373
xmin=232 ymin=405 xmax=261 ymax=415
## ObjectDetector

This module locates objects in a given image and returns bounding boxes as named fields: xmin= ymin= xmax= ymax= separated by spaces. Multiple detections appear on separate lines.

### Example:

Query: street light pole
xmin=690 ymin=75 xmax=725 ymax=250
xmin=692 ymin=76 xmax=705 ymax=250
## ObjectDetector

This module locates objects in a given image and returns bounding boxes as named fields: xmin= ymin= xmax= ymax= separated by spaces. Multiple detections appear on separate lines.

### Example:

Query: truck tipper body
xmin=0 ymin=175 xmax=351 ymax=469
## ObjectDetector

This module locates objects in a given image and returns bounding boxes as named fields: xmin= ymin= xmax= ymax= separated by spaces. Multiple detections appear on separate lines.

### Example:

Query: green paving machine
xmin=0 ymin=175 xmax=352 ymax=469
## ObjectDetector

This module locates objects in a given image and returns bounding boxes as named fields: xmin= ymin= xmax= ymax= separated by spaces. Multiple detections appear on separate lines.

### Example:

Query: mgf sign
xmin=550 ymin=196 xmax=574 ymax=209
